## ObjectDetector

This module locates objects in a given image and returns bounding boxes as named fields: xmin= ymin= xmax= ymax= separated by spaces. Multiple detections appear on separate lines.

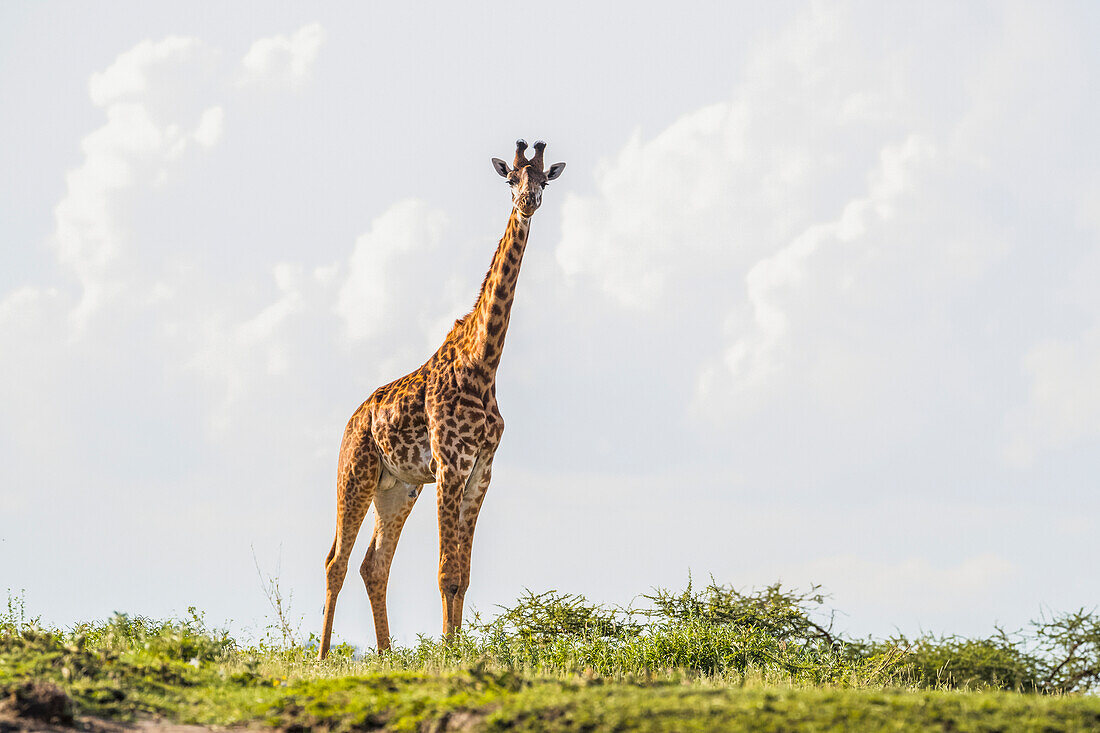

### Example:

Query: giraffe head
xmin=491 ymin=139 xmax=566 ymax=217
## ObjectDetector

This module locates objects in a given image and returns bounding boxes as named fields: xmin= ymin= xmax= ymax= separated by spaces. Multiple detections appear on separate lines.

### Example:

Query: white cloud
xmin=239 ymin=23 xmax=325 ymax=87
xmin=52 ymin=38 xmax=235 ymax=324
xmin=555 ymin=4 xmax=910 ymax=311
xmin=56 ymin=104 xmax=185 ymax=321
xmin=183 ymin=263 xmax=311 ymax=430
xmin=1006 ymin=331 xmax=1100 ymax=465
xmin=47 ymin=25 xmax=319 ymax=327
xmin=88 ymin=37 xmax=202 ymax=107
xmin=556 ymin=1 xmax=1100 ymax=474
xmin=336 ymin=199 xmax=450 ymax=343
xmin=718 ymin=135 xmax=935 ymax=398
xmin=3 ymin=25 xmax=332 ymax=447
xmin=0 ymin=286 xmax=64 ymax=332
xmin=193 ymin=106 xmax=224 ymax=147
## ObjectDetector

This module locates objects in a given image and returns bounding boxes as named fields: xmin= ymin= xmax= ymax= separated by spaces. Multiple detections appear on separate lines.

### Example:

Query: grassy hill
xmin=3 ymin=581 xmax=1099 ymax=731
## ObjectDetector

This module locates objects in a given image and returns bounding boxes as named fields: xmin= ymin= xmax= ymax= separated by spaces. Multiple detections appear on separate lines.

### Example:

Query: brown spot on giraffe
xmin=318 ymin=139 xmax=566 ymax=658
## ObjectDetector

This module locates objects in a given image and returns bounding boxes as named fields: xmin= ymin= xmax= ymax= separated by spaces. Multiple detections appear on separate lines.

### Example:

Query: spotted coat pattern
xmin=318 ymin=140 xmax=566 ymax=658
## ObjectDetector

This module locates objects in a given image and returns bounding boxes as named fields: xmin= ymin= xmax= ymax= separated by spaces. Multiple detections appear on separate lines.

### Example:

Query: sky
xmin=2 ymin=1 xmax=1099 ymax=647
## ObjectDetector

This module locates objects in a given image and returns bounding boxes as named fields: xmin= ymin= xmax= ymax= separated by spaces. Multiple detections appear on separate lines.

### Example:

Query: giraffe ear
xmin=545 ymin=162 xmax=566 ymax=180
xmin=491 ymin=158 xmax=511 ymax=178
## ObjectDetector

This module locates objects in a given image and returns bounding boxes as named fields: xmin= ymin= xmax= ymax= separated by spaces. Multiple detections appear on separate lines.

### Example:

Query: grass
xmin=2 ymin=580 xmax=1100 ymax=731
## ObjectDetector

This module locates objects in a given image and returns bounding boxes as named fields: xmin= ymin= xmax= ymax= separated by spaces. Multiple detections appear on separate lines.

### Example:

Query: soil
xmin=0 ymin=681 xmax=485 ymax=732
xmin=1 ymin=716 xmax=266 ymax=733
xmin=0 ymin=684 xmax=262 ymax=733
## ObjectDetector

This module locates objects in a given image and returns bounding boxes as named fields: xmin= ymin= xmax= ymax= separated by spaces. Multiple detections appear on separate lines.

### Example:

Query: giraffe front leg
xmin=428 ymin=389 xmax=493 ymax=642
xmin=436 ymin=462 xmax=468 ymax=642
xmin=449 ymin=450 xmax=496 ymax=636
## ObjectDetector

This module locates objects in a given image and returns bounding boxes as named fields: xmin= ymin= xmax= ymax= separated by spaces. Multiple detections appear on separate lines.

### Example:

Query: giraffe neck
xmin=462 ymin=207 xmax=531 ymax=371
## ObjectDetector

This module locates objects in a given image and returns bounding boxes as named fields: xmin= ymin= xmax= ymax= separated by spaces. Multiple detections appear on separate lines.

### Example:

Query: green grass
xmin=3 ymin=581 xmax=1099 ymax=731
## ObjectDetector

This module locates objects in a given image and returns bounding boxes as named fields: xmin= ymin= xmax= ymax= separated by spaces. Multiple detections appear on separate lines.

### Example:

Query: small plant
xmin=2 ymin=590 xmax=35 ymax=633
xmin=252 ymin=546 xmax=302 ymax=650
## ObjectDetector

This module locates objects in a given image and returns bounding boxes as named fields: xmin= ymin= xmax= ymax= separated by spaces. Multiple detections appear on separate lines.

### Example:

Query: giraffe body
xmin=318 ymin=140 xmax=565 ymax=658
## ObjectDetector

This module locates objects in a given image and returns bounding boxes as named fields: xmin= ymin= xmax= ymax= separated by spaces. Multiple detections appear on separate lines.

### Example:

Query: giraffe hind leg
xmin=319 ymin=415 xmax=380 ymax=660
xmin=360 ymin=472 xmax=422 ymax=652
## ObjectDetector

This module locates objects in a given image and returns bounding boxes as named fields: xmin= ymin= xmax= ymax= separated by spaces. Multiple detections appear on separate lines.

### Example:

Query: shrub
xmin=473 ymin=589 xmax=640 ymax=643
xmin=866 ymin=632 xmax=1042 ymax=690
xmin=1031 ymin=608 xmax=1100 ymax=693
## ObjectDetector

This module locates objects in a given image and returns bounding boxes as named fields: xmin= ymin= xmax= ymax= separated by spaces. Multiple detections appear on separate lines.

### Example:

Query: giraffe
xmin=317 ymin=139 xmax=566 ymax=659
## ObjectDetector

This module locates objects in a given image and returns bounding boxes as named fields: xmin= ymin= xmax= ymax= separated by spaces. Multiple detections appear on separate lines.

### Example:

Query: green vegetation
xmin=2 ymin=580 xmax=1099 ymax=731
